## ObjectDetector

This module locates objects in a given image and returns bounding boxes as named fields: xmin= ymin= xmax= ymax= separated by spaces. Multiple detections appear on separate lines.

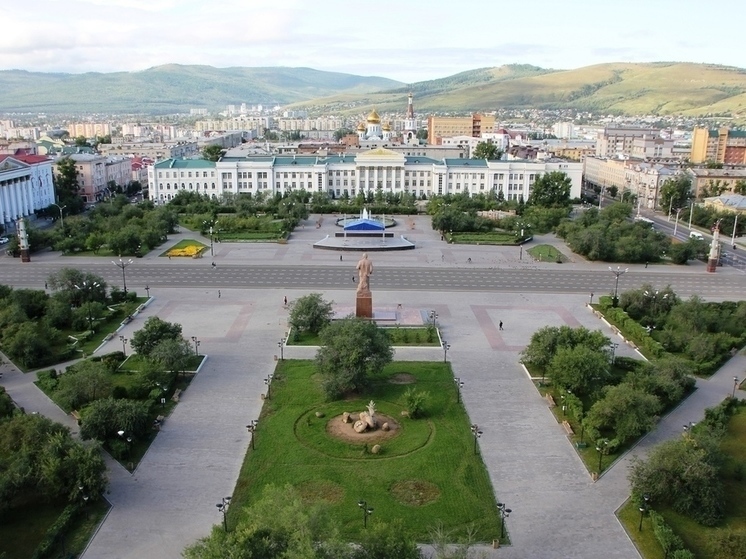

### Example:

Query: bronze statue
xmin=356 ymin=253 xmax=373 ymax=294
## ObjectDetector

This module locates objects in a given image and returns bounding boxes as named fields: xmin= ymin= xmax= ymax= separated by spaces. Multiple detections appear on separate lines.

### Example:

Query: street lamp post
xmin=51 ymin=203 xmax=66 ymax=229
xmin=357 ymin=500 xmax=374 ymax=528
xmin=74 ymin=280 xmax=100 ymax=331
xmin=454 ymin=377 xmax=464 ymax=403
xmin=596 ymin=440 xmax=608 ymax=473
xmin=112 ymin=258 xmax=133 ymax=295
xmin=246 ymin=420 xmax=258 ymax=450
xmin=471 ymin=424 xmax=483 ymax=455
xmin=733 ymin=376 xmax=739 ymax=398
xmin=608 ymin=266 xmax=629 ymax=307
xmin=119 ymin=336 xmax=127 ymax=356
xmin=204 ymin=220 xmax=218 ymax=257
xmin=638 ymin=494 xmax=650 ymax=531
xmin=610 ymin=343 xmax=619 ymax=365
xmin=216 ymin=496 xmax=232 ymax=532
xmin=429 ymin=310 xmax=438 ymax=326
xmin=264 ymin=374 xmax=274 ymax=399
xmin=191 ymin=336 xmax=200 ymax=356
xmin=117 ymin=430 xmax=132 ymax=463
xmin=497 ymin=502 xmax=512 ymax=540
xmin=673 ymin=208 xmax=683 ymax=236
xmin=278 ymin=338 xmax=285 ymax=360
xmin=442 ymin=340 xmax=450 ymax=363
xmin=145 ymin=285 xmax=150 ymax=298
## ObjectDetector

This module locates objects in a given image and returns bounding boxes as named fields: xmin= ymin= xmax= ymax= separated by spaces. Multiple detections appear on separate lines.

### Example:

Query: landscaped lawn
xmin=287 ymin=327 xmax=440 ymax=347
xmin=227 ymin=360 xmax=503 ymax=543
xmin=616 ymin=500 xmax=665 ymax=559
xmin=0 ymin=497 xmax=109 ymax=559
xmin=448 ymin=231 xmax=525 ymax=245
xmin=527 ymin=244 xmax=569 ymax=263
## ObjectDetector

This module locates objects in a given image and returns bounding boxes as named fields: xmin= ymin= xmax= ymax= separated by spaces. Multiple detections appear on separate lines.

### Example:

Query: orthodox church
xmin=356 ymin=93 xmax=418 ymax=145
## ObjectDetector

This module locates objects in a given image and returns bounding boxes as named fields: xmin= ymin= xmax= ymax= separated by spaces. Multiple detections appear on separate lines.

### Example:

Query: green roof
xmin=220 ymin=156 xmax=274 ymax=163
xmin=442 ymin=158 xmax=487 ymax=167
xmin=274 ymin=156 xmax=320 ymax=166
xmin=729 ymin=130 xmax=746 ymax=138
xmin=404 ymin=156 xmax=440 ymax=165
xmin=154 ymin=158 xmax=215 ymax=169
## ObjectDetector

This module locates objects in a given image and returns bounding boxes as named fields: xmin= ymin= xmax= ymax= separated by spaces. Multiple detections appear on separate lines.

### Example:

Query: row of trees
xmin=0 ymin=413 xmax=107 ymax=515
xmin=0 ymin=269 xmax=138 ymax=368
xmin=618 ymin=288 xmax=746 ymax=374
xmin=521 ymin=325 xmax=694 ymax=447
xmin=556 ymin=203 xmax=672 ymax=263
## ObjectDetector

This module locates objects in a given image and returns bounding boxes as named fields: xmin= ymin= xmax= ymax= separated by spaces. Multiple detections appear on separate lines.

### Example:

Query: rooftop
xmin=153 ymin=158 xmax=216 ymax=169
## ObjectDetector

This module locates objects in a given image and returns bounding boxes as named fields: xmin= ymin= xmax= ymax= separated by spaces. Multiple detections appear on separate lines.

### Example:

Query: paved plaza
xmin=1 ymin=214 xmax=745 ymax=558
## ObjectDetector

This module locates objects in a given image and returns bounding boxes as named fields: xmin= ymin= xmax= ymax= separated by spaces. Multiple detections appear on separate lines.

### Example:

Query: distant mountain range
xmin=0 ymin=62 xmax=745 ymax=117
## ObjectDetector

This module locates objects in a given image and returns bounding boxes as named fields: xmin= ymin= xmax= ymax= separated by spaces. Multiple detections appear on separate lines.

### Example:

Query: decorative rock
xmin=342 ymin=412 xmax=350 ymax=423
xmin=371 ymin=444 xmax=381 ymax=454
xmin=353 ymin=420 xmax=368 ymax=433
xmin=315 ymin=411 xmax=325 ymax=418
xmin=381 ymin=422 xmax=390 ymax=431
xmin=400 ymin=410 xmax=410 ymax=418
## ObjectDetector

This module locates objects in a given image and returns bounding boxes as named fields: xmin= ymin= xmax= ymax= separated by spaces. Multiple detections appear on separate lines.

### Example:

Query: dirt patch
xmin=296 ymin=479 xmax=345 ymax=504
xmin=326 ymin=413 xmax=401 ymax=444
xmin=390 ymin=479 xmax=440 ymax=506
xmin=389 ymin=373 xmax=416 ymax=384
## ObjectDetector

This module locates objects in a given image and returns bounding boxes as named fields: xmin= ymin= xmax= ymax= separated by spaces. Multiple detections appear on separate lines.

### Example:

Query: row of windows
xmin=158 ymin=170 xmax=215 ymax=178
xmin=162 ymin=183 xmax=217 ymax=190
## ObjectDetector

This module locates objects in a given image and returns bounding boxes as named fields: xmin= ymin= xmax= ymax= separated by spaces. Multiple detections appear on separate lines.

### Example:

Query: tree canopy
xmin=130 ymin=317 xmax=184 ymax=357
xmin=202 ymin=145 xmax=224 ymax=162
xmin=288 ymin=293 xmax=334 ymax=336
xmin=527 ymin=171 xmax=572 ymax=208
xmin=472 ymin=142 xmax=502 ymax=160
xmin=316 ymin=318 xmax=394 ymax=400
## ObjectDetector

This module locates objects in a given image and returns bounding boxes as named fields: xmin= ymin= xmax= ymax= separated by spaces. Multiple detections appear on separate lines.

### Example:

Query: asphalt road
xmin=1 ymin=261 xmax=743 ymax=299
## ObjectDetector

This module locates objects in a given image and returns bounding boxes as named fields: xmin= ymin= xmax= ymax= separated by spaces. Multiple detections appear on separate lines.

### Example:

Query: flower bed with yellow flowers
xmin=167 ymin=245 xmax=205 ymax=257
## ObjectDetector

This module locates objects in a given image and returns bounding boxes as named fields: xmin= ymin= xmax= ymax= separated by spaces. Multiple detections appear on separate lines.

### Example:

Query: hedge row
xmin=597 ymin=296 xmax=665 ymax=359
xmin=32 ymin=503 xmax=81 ymax=559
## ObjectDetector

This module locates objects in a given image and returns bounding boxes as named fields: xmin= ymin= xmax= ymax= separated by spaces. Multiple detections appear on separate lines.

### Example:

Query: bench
xmin=546 ymin=394 xmax=556 ymax=408
xmin=575 ymin=441 xmax=587 ymax=449
xmin=562 ymin=420 xmax=574 ymax=436
xmin=171 ymin=388 xmax=182 ymax=402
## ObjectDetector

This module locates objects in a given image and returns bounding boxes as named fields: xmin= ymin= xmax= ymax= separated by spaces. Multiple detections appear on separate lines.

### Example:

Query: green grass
xmin=448 ymin=232 xmax=524 ymax=245
xmin=287 ymin=328 xmax=440 ymax=347
xmin=228 ymin=360 xmax=504 ymax=543
xmin=119 ymin=353 xmax=204 ymax=372
xmin=527 ymin=244 xmax=569 ymax=263
xmin=616 ymin=500 xmax=665 ymax=559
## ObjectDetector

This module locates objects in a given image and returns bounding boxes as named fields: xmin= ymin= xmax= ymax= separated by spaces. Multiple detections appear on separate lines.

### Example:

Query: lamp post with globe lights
xmin=112 ymin=257 xmax=133 ymax=295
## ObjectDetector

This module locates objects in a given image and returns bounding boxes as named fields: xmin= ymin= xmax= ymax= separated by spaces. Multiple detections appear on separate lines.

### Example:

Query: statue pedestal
xmin=707 ymin=257 xmax=717 ymax=273
xmin=356 ymin=292 xmax=373 ymax=318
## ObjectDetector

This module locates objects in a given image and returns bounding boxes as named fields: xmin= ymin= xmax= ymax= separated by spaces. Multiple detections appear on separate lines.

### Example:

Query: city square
xmin=1 ymin=215 xmax=743 ymax=558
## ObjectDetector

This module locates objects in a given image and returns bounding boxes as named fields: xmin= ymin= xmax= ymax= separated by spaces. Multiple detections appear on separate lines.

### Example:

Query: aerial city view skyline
xmin=1 ymin=2 xmax=746 ymax=559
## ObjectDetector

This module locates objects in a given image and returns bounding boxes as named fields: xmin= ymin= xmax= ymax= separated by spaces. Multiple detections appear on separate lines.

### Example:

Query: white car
xmin=0 ymin=237 xmax=9 ymax=245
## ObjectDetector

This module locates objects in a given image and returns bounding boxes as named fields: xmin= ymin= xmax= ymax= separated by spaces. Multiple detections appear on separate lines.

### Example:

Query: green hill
xmin=2 ymin=62 xmax=745 ymax=116
xmin=291 ymin=62 xmax=746 ymax=117
xmin=0 ymin=65 xmax=403 ymax=113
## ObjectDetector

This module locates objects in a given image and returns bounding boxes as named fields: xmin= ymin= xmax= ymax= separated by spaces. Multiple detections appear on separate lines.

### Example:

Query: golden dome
xmin=382 ymin=122 xmax=391 ymax=131
xmin=357 ymin=122 xmax=366 ymax=131
xmin=366 ymin=109 xmax=381 ymax=124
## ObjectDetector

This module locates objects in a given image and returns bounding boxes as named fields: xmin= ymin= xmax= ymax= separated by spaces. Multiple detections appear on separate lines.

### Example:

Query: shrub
xmin=403 ymin=387 xmax=429 ymax=419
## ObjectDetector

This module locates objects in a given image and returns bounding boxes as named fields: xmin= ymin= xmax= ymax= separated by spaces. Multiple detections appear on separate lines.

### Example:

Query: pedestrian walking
xmin=218 ymin=290 xmax=221 ymax=298
xmin=44 ymin=281 xmax=48 ymax=290
xmin=283 ymin=295 xmax=288 ymax=306
xmin=211 ymin=261 xmax=216 ymax=269
xmin=168 ymin=255 xmax=171 ymax=260
xmin=499 ymin=321 xmax=503 ymax=331
xmin=340 ymin=254 xmax=343 ymax=261
xmin=441 ymin=254 xmax=444 ymax=262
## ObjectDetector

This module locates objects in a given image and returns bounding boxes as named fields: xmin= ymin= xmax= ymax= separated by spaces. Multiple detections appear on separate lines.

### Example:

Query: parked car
xmin=0 ymin=237 xmax=9 ymax=245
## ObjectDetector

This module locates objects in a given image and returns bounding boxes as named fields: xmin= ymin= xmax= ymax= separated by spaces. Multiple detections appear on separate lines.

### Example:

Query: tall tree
xmin=316 ymin=318 xmax=393 ymax=400
xmin=288 ymin=293 xmax=334 ymax=336
xmin=130 ymin=317 xmax=183 ymax=357
xmin=472 ymin=142 xmax=501 ymax=160
xmin=659 ymin=175 xmax=692 ymax=212
xmin=201 ymin=145 xmax=223 ymax=162
xmin=527 ymin=171 xmax=572 ymax=208
xmin=53 ymin=157 xmax=85 ymax=214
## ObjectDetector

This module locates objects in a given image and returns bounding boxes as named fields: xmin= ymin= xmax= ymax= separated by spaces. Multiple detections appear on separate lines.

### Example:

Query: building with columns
xmin=0 ymin=154 xmax=55 ymax=231
xmin=148 ymin=148 xmax=582 ymax=205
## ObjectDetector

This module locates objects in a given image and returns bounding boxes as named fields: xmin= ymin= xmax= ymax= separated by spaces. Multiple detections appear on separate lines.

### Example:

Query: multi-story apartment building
xmin=0 ymin=154 xmax=56 ymax=231
xmin=97 ymin=141 xmax=198 ymax=160
xmin=147 ymin=148 xmax=582 ymax=205
xmin=595 ymin=127 xmax=661 ymax=158
xmin=630 ymin=136 xmax=674 ymax=159
xmin=67 ymin=122 xmax=111 ymax=138
xmin=685 ymin=168 xmax=746 ymax=198
xmin=105 ymin=157 xmax=134 ymax=190
xmin=427 ymin=114 xmax=496 ymax=145
xmin=584 ymin=156 xmax=679 ymax=209
xmin=690 ymin=127 xmax=746 ymax=164
xmin=54 ymin=154 xmax=107 ymax=203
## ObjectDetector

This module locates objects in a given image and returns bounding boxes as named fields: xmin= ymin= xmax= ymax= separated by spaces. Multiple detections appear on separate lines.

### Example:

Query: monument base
xmin=707 ymin=258 xmax=717 ymax=273
xmin=356 ymin=293 xmax=373 ymax=318
xmin=20 ymin=249 xmax=30 ymax=263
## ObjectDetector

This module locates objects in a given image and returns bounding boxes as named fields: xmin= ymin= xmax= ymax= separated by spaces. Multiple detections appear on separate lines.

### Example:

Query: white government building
xmin=148 ymin=148 xmax=582 ymax=205
xmin=0 ymin=154 xmax=56 ymax=231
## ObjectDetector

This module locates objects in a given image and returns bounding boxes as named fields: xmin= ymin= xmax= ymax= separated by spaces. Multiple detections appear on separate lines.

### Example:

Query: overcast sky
xmin=2 ymin=0 xmax=742 ymax=83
